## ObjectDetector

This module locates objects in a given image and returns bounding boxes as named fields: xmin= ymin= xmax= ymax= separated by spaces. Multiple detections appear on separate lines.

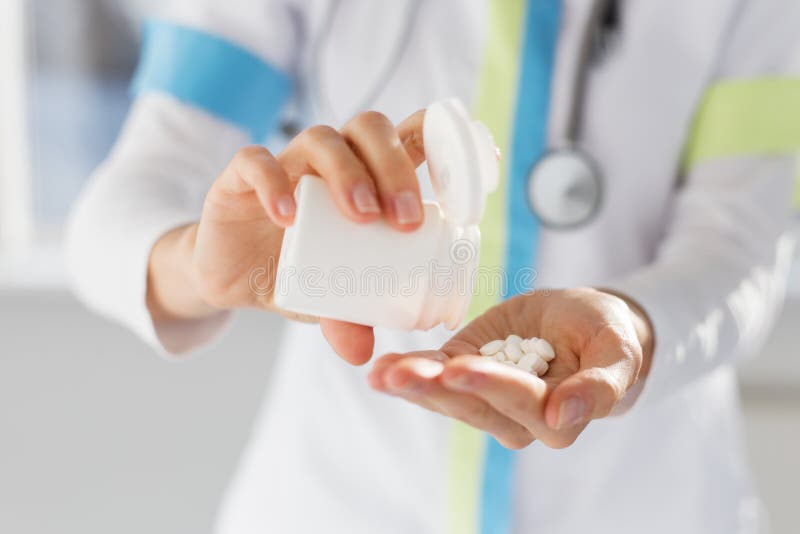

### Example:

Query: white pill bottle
xmin=274 ymin=99 xmax=498 ymax=330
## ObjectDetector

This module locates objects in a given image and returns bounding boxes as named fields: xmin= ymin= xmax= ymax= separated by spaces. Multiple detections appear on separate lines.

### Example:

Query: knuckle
xmin=234 ymin=145 xmax=269 ymax=163
xmin=232 ymin=145 xmax=275 ymax=181
xmin=302 ymin=124 xmax=339 ymax=145
xmin=500 ymin=433 xmax=534 ymax=450
xmin=350 ymin=110 xmax=392 ymax=131
xmin=547 ymin=432 xmax=580 ymax=449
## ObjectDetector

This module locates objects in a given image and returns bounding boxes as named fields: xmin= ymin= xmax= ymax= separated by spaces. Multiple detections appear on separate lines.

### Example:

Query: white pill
xmin=504 ymin=342 xmax=524 ymax=363
xmin=524 ymin=337 xmax=540 ymax=353
xmin=479 ymin=340 xmax=505 ymax=356
xmin=505 ymin=334 xmax=523 ymax=347
xmin=531 ymin=338 xmax=556 ymax=361
xmin=520 ymin=338 xmax=534 ymax=354
xmin=532 ymin=356 xmax=549 ymax=376
xmin=517 ymin=353 xmax=538 ymax=373
xmin=492 ymin=351 xmax=507 ymax=362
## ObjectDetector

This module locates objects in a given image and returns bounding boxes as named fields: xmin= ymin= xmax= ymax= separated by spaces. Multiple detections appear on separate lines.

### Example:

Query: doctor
xmin=67 ymin=0 xmax=799 ymax=533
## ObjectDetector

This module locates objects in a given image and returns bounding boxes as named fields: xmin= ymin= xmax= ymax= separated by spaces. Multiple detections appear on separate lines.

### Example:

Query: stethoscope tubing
xmin=312 ymin=0 xmax=616 ymax=230
xmin=311 ymin=0 xmax=422 ymax=124
xmin=562 ymin=0 xmax=616 ymax=143
xmin=528 ymin=0 xmax=614 ymax=229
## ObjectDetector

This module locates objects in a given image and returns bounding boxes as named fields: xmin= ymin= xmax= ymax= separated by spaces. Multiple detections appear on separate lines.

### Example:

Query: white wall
xmin=0 ymin=291 xmax=798 ymax=533
xmin=0 ymin=290 xmax=280 ymax=534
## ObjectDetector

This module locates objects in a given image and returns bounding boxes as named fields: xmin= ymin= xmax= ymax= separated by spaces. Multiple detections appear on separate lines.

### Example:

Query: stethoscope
xmin=308 ymin=0 xmax=620 ymax=229
xmin=310 ymin=0 xmax=423 ymax=125
xmin=527 ymin=0 xmax=619 ymax=228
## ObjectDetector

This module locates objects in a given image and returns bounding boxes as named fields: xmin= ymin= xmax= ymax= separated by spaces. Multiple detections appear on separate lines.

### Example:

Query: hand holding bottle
xmin=146 ymin=110 xmax=426 ymax=364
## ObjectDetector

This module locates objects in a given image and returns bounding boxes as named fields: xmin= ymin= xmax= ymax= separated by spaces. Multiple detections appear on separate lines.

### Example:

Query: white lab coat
xmin=66 ymin=0 xmax=798 ymax=532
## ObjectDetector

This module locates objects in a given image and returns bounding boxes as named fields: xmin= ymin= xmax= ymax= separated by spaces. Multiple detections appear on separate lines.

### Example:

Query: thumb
xmin=396 ymin=109 xmax=426 ymax=167
xmin=544 ymin=365 xmax=632 ymax=431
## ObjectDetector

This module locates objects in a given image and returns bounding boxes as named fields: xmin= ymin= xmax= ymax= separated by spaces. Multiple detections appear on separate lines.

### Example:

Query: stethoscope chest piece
xmin=527 ymin=148 xmax=602 ymax=229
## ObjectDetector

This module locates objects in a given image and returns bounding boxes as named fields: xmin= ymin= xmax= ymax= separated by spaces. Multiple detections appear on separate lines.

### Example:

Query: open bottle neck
xmin=414 ymin=223 xmax=479 ymax=330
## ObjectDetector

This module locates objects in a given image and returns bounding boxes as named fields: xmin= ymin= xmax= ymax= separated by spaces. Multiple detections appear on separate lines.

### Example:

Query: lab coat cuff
xmin=150 ymin=309 xmax=235 ymax=358
xmin=126 ymin=212 xmax=234 ymax=358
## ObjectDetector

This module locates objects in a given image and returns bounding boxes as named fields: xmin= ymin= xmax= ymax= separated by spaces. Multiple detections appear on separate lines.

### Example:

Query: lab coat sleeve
xmin=65 ymin=0 xmax=302 ymax=355
xmin=606 ymin=155 xmax=795 ymax=407
xmin=606 ymin=3 xmax=800 ymax=407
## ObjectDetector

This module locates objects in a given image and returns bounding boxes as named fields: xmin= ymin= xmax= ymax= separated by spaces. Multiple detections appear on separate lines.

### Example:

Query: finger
xmin=396 ymin=109 xmax=426 ymax=167
xmin=544 ymin=366 xmax=631 ymax=431
xmin=545 ymin=324 xmax=641 ymax=430
xmin=374 ymin=358 xmax=444 ymax=407
xmin=439 ymin=356 xmax=550 ymax=435
xmin=320 ymin=318 xmax=374 ymax=366
xmin=368 ymin=350 xmax=447 ymax=391
xmin=383 ymin=357 xmax=534 ymax=449
xmin=219 ymin=145 xmax=296 ymax=226
xmin=440 ymin=338 xmax=482 ymax=359
xmin=279 ymin=125 xmax=382 ymax=222
xmin=341 ymin=111 xmax=424 ymax=231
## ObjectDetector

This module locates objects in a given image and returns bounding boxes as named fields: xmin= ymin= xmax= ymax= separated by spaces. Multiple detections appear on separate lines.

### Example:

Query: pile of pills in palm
xmin=479 ymin=335 xmax=555 ymax=376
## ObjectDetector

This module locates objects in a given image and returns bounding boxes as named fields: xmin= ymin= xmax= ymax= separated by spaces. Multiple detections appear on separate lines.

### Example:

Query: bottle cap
xmin=423 ymin=98 xmax=499 ymax=226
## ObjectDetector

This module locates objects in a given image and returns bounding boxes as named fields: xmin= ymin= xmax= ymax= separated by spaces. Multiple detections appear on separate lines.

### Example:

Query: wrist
xmin=599 ymin=288 xmax=655 ymax=380
xmin=147 ymin=223 xmax=221 ymax=322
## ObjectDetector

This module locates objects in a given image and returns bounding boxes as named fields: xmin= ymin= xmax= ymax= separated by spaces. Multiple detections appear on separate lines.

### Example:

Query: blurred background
xmin=0 ymin=1 xmax=798 ymax=533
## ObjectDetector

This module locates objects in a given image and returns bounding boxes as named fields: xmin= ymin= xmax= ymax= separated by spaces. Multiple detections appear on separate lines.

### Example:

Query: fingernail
xmin=276 ymin=195 xmax=296 ymax=218
xmin=393 ymin=190 xmax=422 ymax=224
xmin=557 ymin=396 xmax=585 ymax=429
xmin=352 ymin=182 xmax=381 ymax=214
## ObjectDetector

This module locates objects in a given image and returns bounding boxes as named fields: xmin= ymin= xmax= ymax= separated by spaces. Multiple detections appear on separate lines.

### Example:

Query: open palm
xmin=369 ymin=288 xmax=652 ymax=449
